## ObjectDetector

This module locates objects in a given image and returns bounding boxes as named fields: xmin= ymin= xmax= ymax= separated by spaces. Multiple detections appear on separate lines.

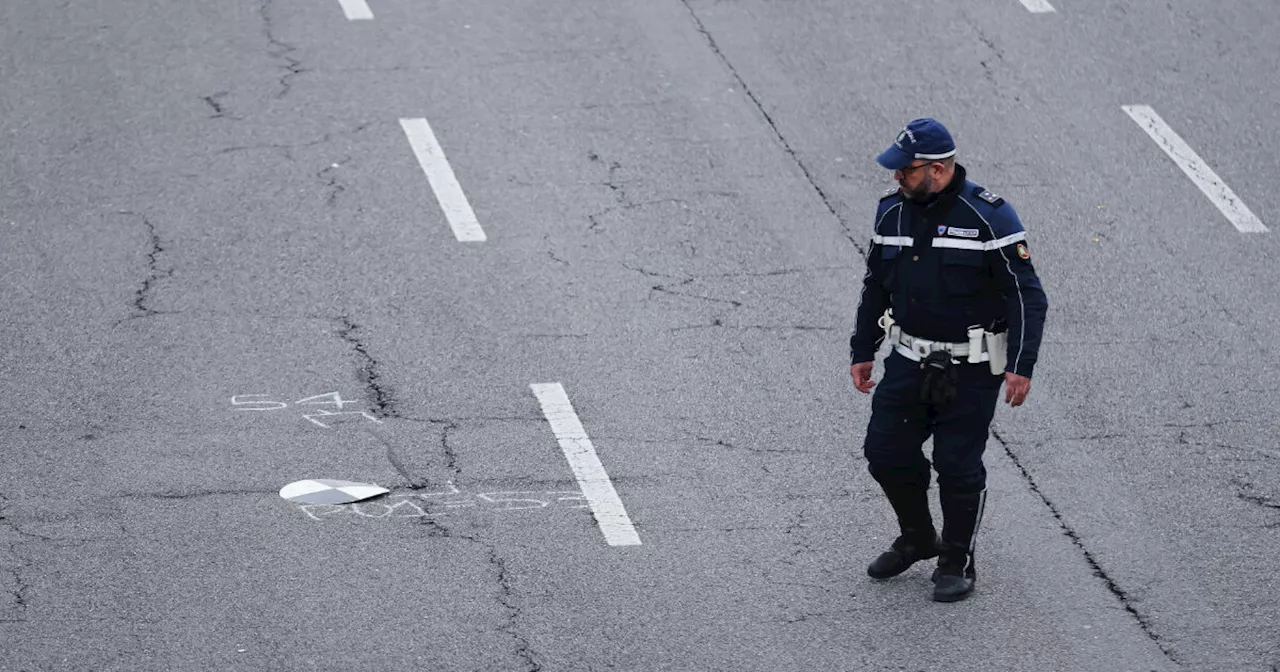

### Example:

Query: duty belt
xmin=894 ymin=332 xmax=989 ymax=363
xmin=879 ymin=310 xmax=1003 ymax=370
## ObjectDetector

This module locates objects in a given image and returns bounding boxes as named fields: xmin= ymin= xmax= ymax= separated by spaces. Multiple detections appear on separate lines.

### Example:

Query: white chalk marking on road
xmin=531 ymin=383 xmax=641 ymax=547
xmin=337 ymin=0 xmax=373 ymax=20
xmin=1018 ymin=0 xmax=1056 ymax=12
xmin=399 ymin=117 xmax=487 ymax=242
xmin=1122 ymin=105 xmax=1268 ymax=233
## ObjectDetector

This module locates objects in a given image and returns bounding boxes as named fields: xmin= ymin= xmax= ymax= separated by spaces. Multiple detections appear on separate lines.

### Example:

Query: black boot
xmin=867 ymin=484 xmax=940 ymax=579
xmin=932 ymin=489 xmax=986 ymax=602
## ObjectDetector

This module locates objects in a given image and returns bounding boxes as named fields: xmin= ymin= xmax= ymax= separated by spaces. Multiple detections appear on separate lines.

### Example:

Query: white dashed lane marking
xmin=1122 ymin=105 xmax=1268 ymax=233
xmin=1018 ymin=0 xmax=1056 ymax=13
xmin=531 ymin=382 xmax=641 ymax=547
xmin=400 ymin=117 xmax=487 ymax=242
xmin=337 ymin=0 xmax=373 ymax=20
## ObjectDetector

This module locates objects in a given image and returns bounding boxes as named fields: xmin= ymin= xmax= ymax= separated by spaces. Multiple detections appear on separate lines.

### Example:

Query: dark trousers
xmin=863 ymin=350 xmax=1003 ymax=494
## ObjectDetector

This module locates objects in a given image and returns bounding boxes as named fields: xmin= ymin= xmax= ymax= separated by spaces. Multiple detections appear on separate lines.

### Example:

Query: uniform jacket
xmin=850 ymin=165 xmax=1048 ymax=378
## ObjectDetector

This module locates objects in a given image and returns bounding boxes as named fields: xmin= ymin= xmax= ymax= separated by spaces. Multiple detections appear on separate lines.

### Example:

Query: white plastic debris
xmin=279 ymin=479 xmax=389 ymax=505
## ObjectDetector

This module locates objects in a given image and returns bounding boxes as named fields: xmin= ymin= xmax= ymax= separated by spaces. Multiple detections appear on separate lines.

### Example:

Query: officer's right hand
xmin=851 ymin=362 xmax=876 ymax=394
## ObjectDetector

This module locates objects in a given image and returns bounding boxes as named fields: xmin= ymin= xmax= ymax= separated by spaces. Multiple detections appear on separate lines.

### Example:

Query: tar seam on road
xmin=530 ymin=383 xmax=641 ymax=547
xmin=1122 ymin=105 xmax=1267 ymax=233
xmin=399 ymin=117 xmax=487 ymax=242
xmin=676 ymin=0 xmax=864 ymax=255
xmin=992 ymin=429 xmax=1181 ymax=665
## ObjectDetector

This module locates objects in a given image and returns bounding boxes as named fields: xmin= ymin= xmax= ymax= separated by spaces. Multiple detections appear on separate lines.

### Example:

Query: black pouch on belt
xmin=919 ymin=351 xmax=958 ymax=405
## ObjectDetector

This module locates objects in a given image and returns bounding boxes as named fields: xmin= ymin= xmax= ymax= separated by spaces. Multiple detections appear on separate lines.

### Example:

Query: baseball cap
xmin=875 ymin=118 xmax=957 ymax=170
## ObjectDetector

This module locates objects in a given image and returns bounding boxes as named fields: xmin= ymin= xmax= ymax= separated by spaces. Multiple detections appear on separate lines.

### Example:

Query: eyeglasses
xmin=897 ymin=162 xmax=937 ymax=176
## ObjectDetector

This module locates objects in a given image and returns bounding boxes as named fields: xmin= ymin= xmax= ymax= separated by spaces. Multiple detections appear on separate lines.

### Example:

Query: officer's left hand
xmin=1004 ymin=372 xmax=1031 ymax=407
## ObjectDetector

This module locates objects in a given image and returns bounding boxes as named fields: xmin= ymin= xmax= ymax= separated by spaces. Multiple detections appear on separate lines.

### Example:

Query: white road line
xmin=1122 ymin=105 xmax=1268 ymax=233
xmin=1018 ymin=0 xmax=1056 ymax=12
xmin=399 ymin=117 xmax=487 ymax=242
xmin=337 ymin=0 xmax=373 ymax=20
xmin=530 ymin=383 xmax=641 ymax=547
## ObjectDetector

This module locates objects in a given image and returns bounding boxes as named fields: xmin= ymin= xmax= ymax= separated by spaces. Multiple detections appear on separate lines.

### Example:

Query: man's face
xmin=894 ymin=161 xmax=940 ymax=200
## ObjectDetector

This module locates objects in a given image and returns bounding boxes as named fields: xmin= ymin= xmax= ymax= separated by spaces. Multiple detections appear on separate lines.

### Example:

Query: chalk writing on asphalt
xmin=231 ymin=391 xmax=381 ymax=429
xmin=298 ymin=482 xmax=589 ymax=521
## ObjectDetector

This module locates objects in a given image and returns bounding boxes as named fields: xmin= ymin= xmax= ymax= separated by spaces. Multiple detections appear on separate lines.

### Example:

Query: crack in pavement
xmin=437 ymin=420 xmax=462 ymax=477
xmin=669 ymin=317 xmax=724 ymax=331
xmin=543 ymin=234 xmax=570 ymax=266
xmin=317 ymin=157 xmax=351 ymax=207
xmin=363 ymin=426 xmax=431 ymax=489
xmin=650 ymin=278 xmax=744 ymax=308
xmin=1230 ymin=479 xmax=1280 ymax=513
xmin=0 ymin=494 xmax=43 ymax=619
xmin=586 ymin=198 xmax=690 ymax=233
xmin=584 ymin=150 xmax=692 ymax=233
xmin=961 ymin=10 xmax=1007 ymax=94
xmin=135 ymin=217 xmax=172 ymax=316
xmin=620 ymin=263 xmax=683 ymax=280
xmin=201 ymin=91 xmax=235 ymax=120
xmin=621 ymin=267 xmax=745 ymax=309
xmin=490 ymin=546 xmax=542 ymax=672
xmin=698 ymin=266 xmax=845 ymax=279
xmin=626 ymin=264 xmax=841 ymax=281
xmin=676 ymin=0 xmax=861 ymax=254
xmin=783 ymin=509 xmax=808 ymax=542
xmin=116 ymin=216 xmax=175 ymax=325
xmin=587 ymin=151 xmax=632 ymax=206
xmin=335 ymin=317 xmax=400 ymax=420
xmin=216 ymin=122 xmax=375 ymax=163
xmin=258 ymin=0 xmax=307 ymax=98
xmin=364 ymin=418 xmax=466 ymax=484
xmin=622 ymin=263 xmax=843 ymax=313
xmin=695 ymin=434 xmax=798 ymax=453
xmin=404 ymin=515 xmax=541 ymax=670
xmin=781 ymin=606 xmax=857 ymax=625
xmin=741 ymin=324 xmax=835 ymax=331
xmin=993 ymin=429 xmax=1181 ymax=665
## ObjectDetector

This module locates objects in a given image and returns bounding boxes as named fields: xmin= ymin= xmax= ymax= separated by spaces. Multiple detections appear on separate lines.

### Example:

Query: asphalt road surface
xmin=3 ymin=0 xmax=1279 ymax=670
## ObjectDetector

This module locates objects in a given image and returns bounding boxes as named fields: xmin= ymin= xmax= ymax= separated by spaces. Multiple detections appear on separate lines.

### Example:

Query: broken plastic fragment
xmin=280 ymin=479 xmax=389 ymax=505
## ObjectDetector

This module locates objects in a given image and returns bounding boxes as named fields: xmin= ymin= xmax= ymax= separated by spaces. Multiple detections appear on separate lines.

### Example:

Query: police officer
xmin=849 ymin=118 xmax=1048 ymax=602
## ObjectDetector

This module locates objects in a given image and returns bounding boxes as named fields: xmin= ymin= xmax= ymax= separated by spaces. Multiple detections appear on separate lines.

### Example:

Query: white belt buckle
xmin=912 ymin=339 xmax=933 ymax=359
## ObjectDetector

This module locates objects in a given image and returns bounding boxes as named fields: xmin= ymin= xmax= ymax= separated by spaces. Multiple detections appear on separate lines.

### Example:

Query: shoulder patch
xmin=880 ymin=187 xmax=901 ymax=201
xmin=972 ymin=186 xmax=1005 ymax=207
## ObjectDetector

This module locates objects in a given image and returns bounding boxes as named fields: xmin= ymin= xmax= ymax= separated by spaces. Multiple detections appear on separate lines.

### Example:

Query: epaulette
xmin=971 ymin=186 xmax=1005 ymax=208
xmin=880 ymin=187 xmax=901 ymax=202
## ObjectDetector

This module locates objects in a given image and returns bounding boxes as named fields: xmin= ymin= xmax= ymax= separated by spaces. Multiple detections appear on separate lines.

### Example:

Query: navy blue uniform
xmin=851 ymin=165 xmax=1048 ymax=493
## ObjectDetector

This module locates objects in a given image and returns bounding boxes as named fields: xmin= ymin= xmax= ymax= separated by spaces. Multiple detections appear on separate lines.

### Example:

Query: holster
xmin=919 ymin=351 xmax=959 ymax=405
xmin=983 ymin=331 xmax=1008 ymax=376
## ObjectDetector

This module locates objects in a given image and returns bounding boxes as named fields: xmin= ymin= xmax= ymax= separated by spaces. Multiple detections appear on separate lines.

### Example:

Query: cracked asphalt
xmin=2 ymin=0 xmax=1280 ymax=670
